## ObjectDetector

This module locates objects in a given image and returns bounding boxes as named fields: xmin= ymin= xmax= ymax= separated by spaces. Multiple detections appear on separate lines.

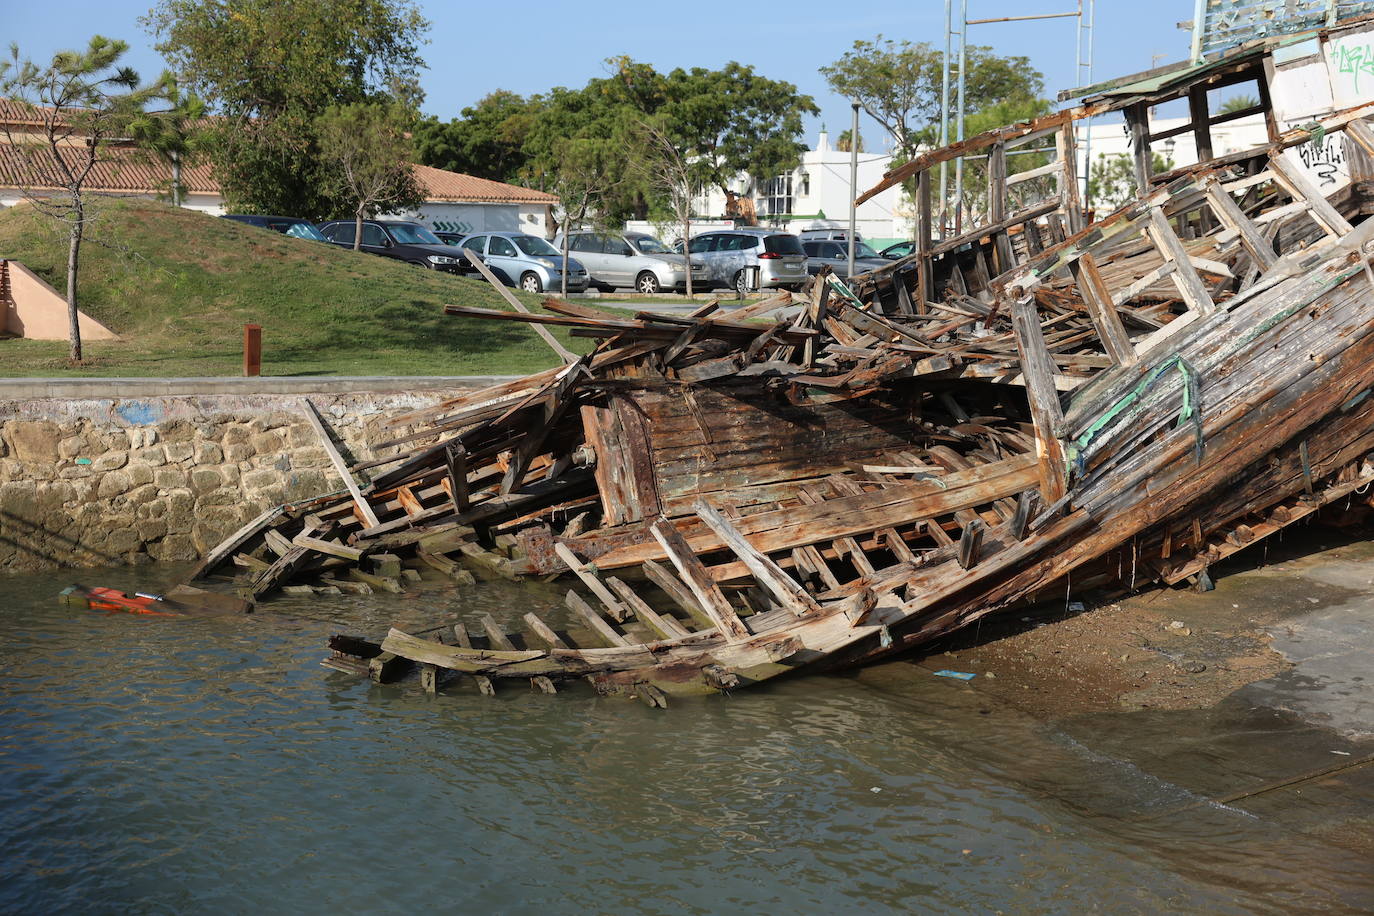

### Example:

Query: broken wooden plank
xmin=649 ymin=518 xmax=749 ymax=641
xmin=301 ymin=399 xmax=381 ymax=529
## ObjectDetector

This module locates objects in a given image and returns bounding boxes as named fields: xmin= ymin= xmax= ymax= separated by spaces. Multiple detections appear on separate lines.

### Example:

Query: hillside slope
xmin=0 ymin=198 xmax=577 ymax=377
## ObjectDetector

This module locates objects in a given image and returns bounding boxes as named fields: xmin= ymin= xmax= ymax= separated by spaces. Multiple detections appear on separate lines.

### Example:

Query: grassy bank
xmin=0 ymin=198 xmax=582 ymax=378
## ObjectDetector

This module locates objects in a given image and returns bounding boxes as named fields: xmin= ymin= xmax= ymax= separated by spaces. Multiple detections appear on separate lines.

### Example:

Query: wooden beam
xmin=1268 ymin=153 xmax=1353 ymax=237
xmin=641 ymin=558 xmax=713 ymax=630
xmin=565 ymin=590 xmax=630 ymax=647
xmin=1069 ymin=252 xmax=1136 ymax=366
xmin=301 ymin=399 xmax=380 ymax=529
xmin=461 ymin=247 xmax=578 ymax=364
xmin=1124 ymin=102 xmax=1153 ymax=195
xmin=445 ymin=442 xmax=470 ymax=513
xmin=1145 ymin=208 xmax=1215 ymax=314
xmin=1057 ymin=122 xmax=1086 ymax=234
xmin=1010 ymin=300 xmax=1068 ymax=503
xmin=649 ymin=519 xmax=749 ymax=641
xmin=554 ymin=541 xmax=629 ymax=622
xmin=692 ymin=501 xmax=821 ymax=617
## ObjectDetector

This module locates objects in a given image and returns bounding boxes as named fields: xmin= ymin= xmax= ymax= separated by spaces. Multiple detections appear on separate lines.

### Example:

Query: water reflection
xmin=0 ymin=565 xmax=1370 ymax=913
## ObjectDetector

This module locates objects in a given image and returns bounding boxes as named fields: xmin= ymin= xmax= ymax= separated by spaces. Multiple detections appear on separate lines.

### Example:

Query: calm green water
xmin=1 ymin=564 xmax=1371 ymax=914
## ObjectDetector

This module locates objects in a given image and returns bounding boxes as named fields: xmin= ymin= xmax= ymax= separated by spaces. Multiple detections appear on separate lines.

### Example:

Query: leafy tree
xmin=543 ymin=138 xmax=620 ymax=296
xmin=413 ymin=90 xmax=539 ymax=184
xmin=836 ymin=128 xmax=863 ymax=153
xmin=521 ymin=78 xmax=651 ymax=226
xmin=143 ymin=0 xmax=428 ymax=218
xmin=821 ymin=35 xmax=1043 ymax=161
xmin=314 ymin=101 xmax=422 ymax=249
xmin=0 ymin=36 xmax=170 ymax=362
xmin=1088 ymin=151 xmax=1175 ymax=211
xmin=126 ymin=80 xmax=206 ymax=207
xmin=1218 ymin=94 xmax=1259 ymax=115
xmin=660 ymin=62 xmax=818 ymax=207
xmin=629 ymin=117 xmax=700 ymax=296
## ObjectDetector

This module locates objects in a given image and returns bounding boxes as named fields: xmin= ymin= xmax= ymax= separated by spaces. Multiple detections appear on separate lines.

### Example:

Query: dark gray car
xmin=801 ymin=240 xmax=890 ymax=279
xmin=317 ymin=219 xmax=469 ymax=272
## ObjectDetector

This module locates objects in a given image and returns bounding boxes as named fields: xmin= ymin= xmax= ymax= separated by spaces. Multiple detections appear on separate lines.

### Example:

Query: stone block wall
xmin=0 ymin=390 xmax=473 ymax=572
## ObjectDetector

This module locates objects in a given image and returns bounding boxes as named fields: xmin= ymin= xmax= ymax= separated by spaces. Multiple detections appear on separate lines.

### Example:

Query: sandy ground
xmin=917 ymin=518 xmax=1374 ymax=730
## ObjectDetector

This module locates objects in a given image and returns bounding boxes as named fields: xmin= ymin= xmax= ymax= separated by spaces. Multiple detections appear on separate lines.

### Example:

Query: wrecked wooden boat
xmin=191 ymin=12 xmax=1374 ymax=703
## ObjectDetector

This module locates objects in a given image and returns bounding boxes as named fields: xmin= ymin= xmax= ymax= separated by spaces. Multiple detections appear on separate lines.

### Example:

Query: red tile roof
xmin=0 ymin=142 xmax=219 ymax=194
xmin=412 ymin=163 xmax=556 ymax=204
xmin=2 ymin=98 xmax=556 ymax=206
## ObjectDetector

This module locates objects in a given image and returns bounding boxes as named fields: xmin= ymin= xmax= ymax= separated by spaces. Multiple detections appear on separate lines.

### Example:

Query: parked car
xmin=458 ymin=231 xmax=588 ymax=293
xmin=880 ymin=240 xmax=917 ymax=260
xmin=221 ymin=213 xmax=329 ymax=243
xmin=687 ymin=228 xmax=809 ymax=296
xmin=801 ymin=239 xmax=890 ymax=279
xmin=557 ymin=231 xmax=707 ymax=293
xmin=434 ymin=230 xmax=469 ymax=247
xmin=317 ymin=219 xmax=468 ymax=272
xmin=798 ymin=227 xmax=866 ymax=244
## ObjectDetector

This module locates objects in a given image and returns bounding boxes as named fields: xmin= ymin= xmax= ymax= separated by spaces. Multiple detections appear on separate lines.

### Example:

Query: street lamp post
xmin=848 ymin=100 xmax=859 ymax=279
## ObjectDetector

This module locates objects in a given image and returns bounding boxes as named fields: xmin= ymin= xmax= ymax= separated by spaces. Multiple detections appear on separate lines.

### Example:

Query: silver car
xmin=458 ymin=231 xmax=588 ymax=294
xmin=687 ymin=229 xmax=809 ymax=296
xmin=558 ymin=231 xmax=708 ymax=293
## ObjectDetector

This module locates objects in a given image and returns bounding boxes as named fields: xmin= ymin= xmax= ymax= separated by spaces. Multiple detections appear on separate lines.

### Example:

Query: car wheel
xmin=733 ymin=270 xmax=750 ymax=298
xmin=520 ymin=272 xmax=543 ymax=293
xmin=408 ymin=260 xmax=428 ymax=268
xmin=635 ymin=272 xmax=661 ymax=295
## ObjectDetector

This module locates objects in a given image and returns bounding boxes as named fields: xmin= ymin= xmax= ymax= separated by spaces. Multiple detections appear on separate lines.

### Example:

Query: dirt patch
xmin=916 ymin=596 xmax=1290 ymax=719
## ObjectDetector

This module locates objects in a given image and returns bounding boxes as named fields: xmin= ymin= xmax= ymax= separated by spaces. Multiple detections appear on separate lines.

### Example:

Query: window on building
xmin=760 ymin=174 xmax=794 ymax=216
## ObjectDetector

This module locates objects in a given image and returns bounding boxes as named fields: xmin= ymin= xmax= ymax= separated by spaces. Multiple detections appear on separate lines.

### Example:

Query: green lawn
xmin=0 ymin=198 xmax=587 ymax=378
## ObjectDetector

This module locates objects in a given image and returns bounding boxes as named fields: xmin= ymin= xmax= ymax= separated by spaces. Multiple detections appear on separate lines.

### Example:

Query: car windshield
xmin=513 ymin=235 xmax=560 ymax=257
xmin=285 ymin=222 xmax=327 ymax=242
xmin=854 ymin=242 xmax=880 ymax=259
xmin=386 ymin=224 xmax=442 ymax=245
xmin=633 ymin=236 xmax=671 ymax=254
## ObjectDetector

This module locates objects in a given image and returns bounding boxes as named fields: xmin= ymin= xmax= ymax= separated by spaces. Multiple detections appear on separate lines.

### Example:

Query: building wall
xmin=0 ymin=385 xmax=490 ymax=572
xmin=695 ymin=130 xmax=910 ymax=243
xmin=403 ymin=202 xmax=550 ymax=238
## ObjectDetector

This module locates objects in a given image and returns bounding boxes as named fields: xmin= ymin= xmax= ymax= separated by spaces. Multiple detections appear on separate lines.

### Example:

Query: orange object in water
xmin=59 ymin=585 xmax=179 ymax=617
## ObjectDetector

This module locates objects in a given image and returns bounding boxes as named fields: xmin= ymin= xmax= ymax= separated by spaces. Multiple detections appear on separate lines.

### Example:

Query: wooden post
xmin=243 ymin=324 xmax=262 ymax=377
xmin=917 ymin=169 xmax=933 ymax=311
xmin=1124 ymin=103 xmax=1153 ymax=196
xmin=1187 ymin=85 xmax=1215 ymax=164
xmin=1010 ymin=300 xmax=1068 ymax=503
xmin=987 ymin=141 xmax=1015 ymax=273
xmin=1056 ymin=123 xmax=1086 ymax=234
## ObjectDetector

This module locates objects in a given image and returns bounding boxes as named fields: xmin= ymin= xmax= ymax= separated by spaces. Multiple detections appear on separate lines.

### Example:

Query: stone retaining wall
xmin=0 ymin=388 xmax=479 ymax=572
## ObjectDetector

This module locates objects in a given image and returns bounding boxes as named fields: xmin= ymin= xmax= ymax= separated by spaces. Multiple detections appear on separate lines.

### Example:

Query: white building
xmin=690 ymin=129 xmax=912 ymax=247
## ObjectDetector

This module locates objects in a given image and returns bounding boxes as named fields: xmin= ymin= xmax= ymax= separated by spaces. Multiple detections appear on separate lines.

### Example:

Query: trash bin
xmin=744 ymin=265 xmax=761 ymax=292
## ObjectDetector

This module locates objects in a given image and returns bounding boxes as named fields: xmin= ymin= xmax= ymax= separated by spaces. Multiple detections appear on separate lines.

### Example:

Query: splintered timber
xmin=181 ymin=16 xmax=1374 ymax=704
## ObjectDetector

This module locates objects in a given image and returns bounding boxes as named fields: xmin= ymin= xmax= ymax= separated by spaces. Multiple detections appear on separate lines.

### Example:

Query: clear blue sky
xmin=7 ymin=1 xmax=1194 ymax=147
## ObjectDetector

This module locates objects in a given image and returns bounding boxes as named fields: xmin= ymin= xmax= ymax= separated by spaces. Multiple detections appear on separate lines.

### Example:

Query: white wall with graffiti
xmin=1267 ymin=21 xmax=1374 ymax=194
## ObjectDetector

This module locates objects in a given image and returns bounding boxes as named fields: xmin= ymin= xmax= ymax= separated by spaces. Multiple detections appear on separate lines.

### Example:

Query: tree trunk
xmin=354 ymin=209 xmax=364 ymax=251
xmin=683 ymin=213 xmax=692 ymax=299
xmin=171 ymin=151 xmax=182 ymax=208
xmin=66 ymin=212 xmax=84 ymax=363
